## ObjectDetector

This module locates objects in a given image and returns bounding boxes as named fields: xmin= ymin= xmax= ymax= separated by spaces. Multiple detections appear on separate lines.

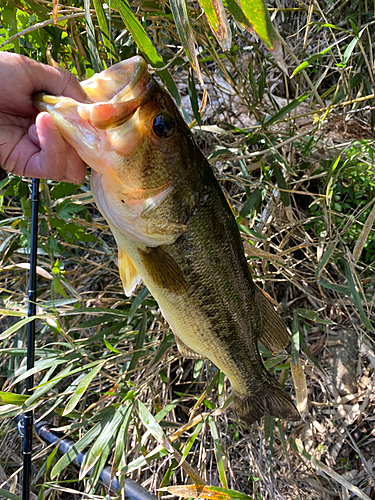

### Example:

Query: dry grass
xmin=0 ymin=0 xmax=375 ymax=499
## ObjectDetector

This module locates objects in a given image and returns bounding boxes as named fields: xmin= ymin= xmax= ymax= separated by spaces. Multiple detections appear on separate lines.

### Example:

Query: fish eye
xmin=152 ymin=113 xmax=175 ymax=138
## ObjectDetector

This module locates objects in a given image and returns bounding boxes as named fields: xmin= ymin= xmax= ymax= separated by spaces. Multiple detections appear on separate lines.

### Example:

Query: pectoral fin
xmin=139 ymin=246 xmax=188 ymax=295
xmin=118 ymin=246 xmax=141 ymax=296
xmin=256 ymin=286 xmax=290 ymax=353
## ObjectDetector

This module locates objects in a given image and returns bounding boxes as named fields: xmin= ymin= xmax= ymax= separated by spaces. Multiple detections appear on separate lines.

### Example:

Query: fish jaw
xmin=34 ymin=57 xmax=191 ymax=247
xmin=33 ymin=56 xmax=153 ymax=178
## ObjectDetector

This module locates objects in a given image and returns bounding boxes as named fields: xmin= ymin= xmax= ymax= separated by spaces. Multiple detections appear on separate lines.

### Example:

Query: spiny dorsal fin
xmin=118 ymin=246 xmax=141 ymax=297
xmin=256 ymin=285 xmax=290 ymax=353
xmin=138 ymin=246 xmax=188 ymax=295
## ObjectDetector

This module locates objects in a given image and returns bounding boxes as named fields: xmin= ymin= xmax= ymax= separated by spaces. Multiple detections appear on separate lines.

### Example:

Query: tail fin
xmin=233 ymin=384 xmax=300 ymax=425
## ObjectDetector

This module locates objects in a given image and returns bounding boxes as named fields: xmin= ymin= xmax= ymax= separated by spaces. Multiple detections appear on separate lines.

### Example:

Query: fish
xmin=34 ymin=56 xmax=300 ymax=425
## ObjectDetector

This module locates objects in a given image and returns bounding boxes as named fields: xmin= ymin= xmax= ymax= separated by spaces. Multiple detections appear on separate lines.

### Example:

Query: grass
xmin=0 ymin=0 xmax=375 ymax=499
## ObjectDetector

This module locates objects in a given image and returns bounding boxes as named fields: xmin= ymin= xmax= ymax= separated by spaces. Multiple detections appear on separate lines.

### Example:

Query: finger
xmin=31 ymin=113 xmax=87 ymax=183
xmin=0 ymin=53 xmax=88 ymax=116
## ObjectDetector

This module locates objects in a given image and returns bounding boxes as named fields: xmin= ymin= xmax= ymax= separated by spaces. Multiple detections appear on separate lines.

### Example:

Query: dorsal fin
xmin=256 ymin=285 xmax=290 ymax=353
xmin=118 ymin=246 xmax=141 ymax=296
xmin=138 ymin=246 xmax=188 ymax=295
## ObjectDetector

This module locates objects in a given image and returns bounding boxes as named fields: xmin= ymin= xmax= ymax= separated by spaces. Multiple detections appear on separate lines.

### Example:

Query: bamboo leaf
xmin=163 ymin=484 xmax=253 ymax=500
xmin=239 ymin=187 xmax=261 ymax=218
xmin=344 ymin=260 xmax=374 ymax=332
xmin=114 ymin=403 xmax=134 ymax=467
xmin=179 ymin=420 xmax=204 ymax=465
xmin=353 ymin=202 xmax=375 ymax=263
xmin=264 ymin=93 xmax=309 ymax=127
xmin=237 ymin=0 xmax=285 ymax=68
xmin=80 ymin=405 xmax=127 ymax=477
xmin=63 ymin=361 xmax=105 ymax=416
xmin=126 ymin=314 xmax=147 ymax=378
xmin=0 ymin=315 xmax=46 ymax=340
xmin=84 ymin=0 xmax=103 ymax=73
xmin=297 ymin=308 xmax=333 ymax=325
xmin=315 ymin=243 xmax=337 ymax=278
xmin=0 ymin=488 xmax=20 ymax=500
xmin=208 ymin=417 xmax=227 ymax=488
xmin=274 ymin=167 xmax=291 ymax=208
xmin=170 ymin=0 xmax=207 ymax=111
xmin=0 ymin=391 xmax=28 ymax=405
xmin=200 ymin=0 xmax=232 ymax=51
xmin=110 ymin=0 xmax=181 ymax=106
xmin=137 ymin=400 xmax=173 ymax=452
xmin=290 ymin=360 xmax=307 ymax=413
xmin=92 ymin=0 xmax=118 ymax=63
xmin=51 ymin=418 xmax=105 ymax=478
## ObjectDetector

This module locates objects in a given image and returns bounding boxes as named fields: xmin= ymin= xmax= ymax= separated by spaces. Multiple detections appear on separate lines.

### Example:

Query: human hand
xmin=0 ymin=52 xmax=87 ymax=183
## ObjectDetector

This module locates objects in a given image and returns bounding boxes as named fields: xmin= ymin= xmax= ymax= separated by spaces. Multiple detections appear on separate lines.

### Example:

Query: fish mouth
xmin=33 ymin=56 xmax=154 ymax=169
xmin=35 ymin=56 xmax=150 ymax=106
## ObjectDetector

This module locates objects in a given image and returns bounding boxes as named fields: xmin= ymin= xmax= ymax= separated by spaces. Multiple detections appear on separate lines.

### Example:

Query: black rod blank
xmin=22 ymin=178 xmax=39 ymax=500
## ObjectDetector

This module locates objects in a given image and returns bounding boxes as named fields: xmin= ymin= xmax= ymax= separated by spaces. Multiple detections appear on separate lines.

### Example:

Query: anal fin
xmin=256 ymin=285 xmax=290 ymax=353
xmin=118 ymin=246 xmax=141 ymax=297
xmin=139 ymin=246 xmax=188 ymax=295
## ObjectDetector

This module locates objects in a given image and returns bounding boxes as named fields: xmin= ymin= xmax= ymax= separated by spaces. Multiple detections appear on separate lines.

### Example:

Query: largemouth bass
xmin=35 ymin=57 xmax=300 ymax=424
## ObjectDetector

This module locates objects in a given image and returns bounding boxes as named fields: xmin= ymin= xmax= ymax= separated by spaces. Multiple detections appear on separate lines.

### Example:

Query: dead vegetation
xmin=0 ymin=0 xmax=375 ymax=499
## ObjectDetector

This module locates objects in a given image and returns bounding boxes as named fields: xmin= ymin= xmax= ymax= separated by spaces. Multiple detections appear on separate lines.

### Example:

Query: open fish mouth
xmin=35 ymin=55 xmax=150 ymax=106
xmin=33 ymin=56 xmax=155 ymax=171
xmin=34 ymin=56 xmax=152 ymax=131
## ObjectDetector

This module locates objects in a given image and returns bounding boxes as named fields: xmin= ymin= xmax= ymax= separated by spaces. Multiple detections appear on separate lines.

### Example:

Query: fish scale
xmin=35 ymin=56 xmax=300 ymax=425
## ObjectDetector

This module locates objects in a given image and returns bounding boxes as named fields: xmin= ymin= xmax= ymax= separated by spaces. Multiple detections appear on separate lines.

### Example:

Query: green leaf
xmin=188 ymin=67 xmax=201 ymax=126
xmin=50 ymin=182 xmax=80 ymax=200
xmin=170 ymin=0 xmax=207 ymax=109
xmin=344 ymin=260 xmax=374 ymax=332
xmin=127 ymin=286 xmax=149 ymax=323
xmin=51 ymin=415 xmax=111 ymax=478
xmin=200 ymin=0 xmax=232 ymax=51
xmin=274 ymin=167 xmax=290 ymax=208
xmin=126 ymin=314 xmax=147 ymax=378
xmin=0 ymin=315 xmax=43 ymax=340
xmin=92 ymin=0 xmax=118 ymax=62
xmin=63 ymin=361 xmax=105 ymax=416
xmin=137 ymin=400 xmax=173 ymax=452
xmin=114 ymin=403 xmax=134 ymax=467
xmin=264 ymin=93 xmax=309 ymax=127
xmin=315 ymin=243 xmax=337 ymax=278
xmin=170 ymin=0 xmax=198 ymax=70
xmin=239 ymin=187 xmax=261 ymax=218
xmin=0 ymin=488 xmax=20 ymax=500
xmin=342 ymin=36 xmax=359 ymax=66
xmin=179 ymin=419 xmax=204 ymax=464
xmin=110 ymin=0 xmax=180 ymax=106
xmin=208 ymin=417 xmax=227 ymax=488
xmin=0 ymin=391 xmax=28 ymax=405
xmin=297 ymin=308 xmax=333 ymax=325
xmin=80 ymin=405 xmax=127 ymax=477
xmin=84 ymin=0 xmax=103 ymax=73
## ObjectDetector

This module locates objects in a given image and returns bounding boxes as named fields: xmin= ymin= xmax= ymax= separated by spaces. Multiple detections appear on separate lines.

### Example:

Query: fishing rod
xmin=12 ymin=176 xmax=156 ymax=500
xmin=22 ymin=177 xmax=39 ymax=500
xmin=14 ymin=414 xmax=158 ymax=499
